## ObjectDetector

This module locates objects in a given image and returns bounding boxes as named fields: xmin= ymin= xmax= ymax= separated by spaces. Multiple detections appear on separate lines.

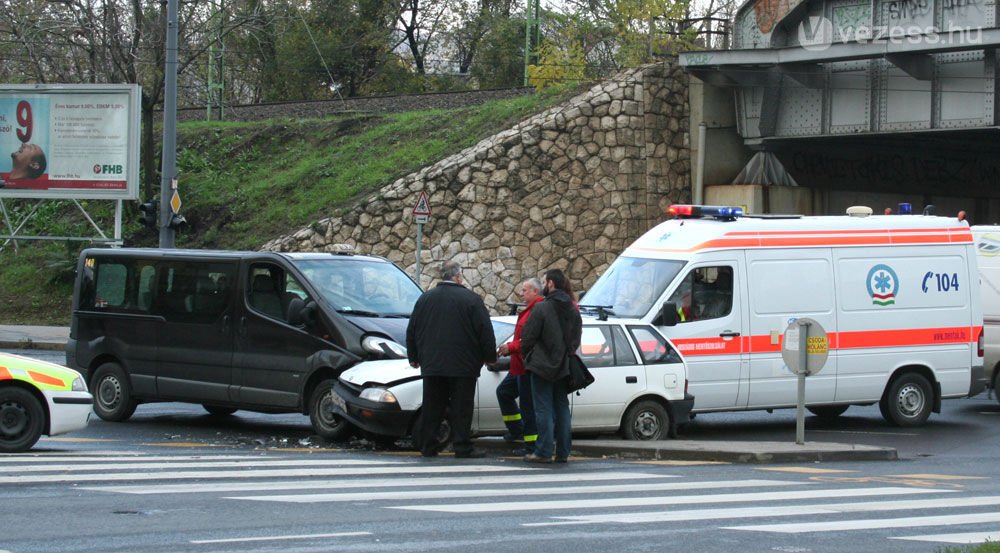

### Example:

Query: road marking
xmin=142 ymin=442 xmax=227 ymax=447
xmin=891 ymin=474 xmax=989 ymax=481
xmin=86 ymin=471 xmax=675 ymax=494
xmin=230 ymin=479 xmax=802 ymax=503
xmin=811 ymin=429 xmax=918 ymax=436
xmin=628 ymin=460 xmax=730 ymax=466
xmin=391 ymin=486 xmax=949 ymax=513
xmin=39 ymin=437 xmax=119 ymax=442
xmin=0 ymin=459 xmax=405 ymax=473
xmin=0 ymin=464 xmax=532 ymax=484
xmin=190 ymin=531 xmax=371 ymax=544
xmin=0 ymin=455 xmax=265 ymax=463
xmin=529 ymin=495 xmax=1000 ymax=526
xmin=724 ymin=511 xmax=1000 ymax=533
xmin=758 ymin=467 xmax=858 ymax=474
xmin=892 ymin=531 xmax=1000 ymax=544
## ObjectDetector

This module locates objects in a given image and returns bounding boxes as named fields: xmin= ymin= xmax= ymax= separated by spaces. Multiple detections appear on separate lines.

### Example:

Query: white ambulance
xmin=971 ymin=225 xmax=1000 ymax=404
xmin=582 ymin=204 xmax=985 ymax=427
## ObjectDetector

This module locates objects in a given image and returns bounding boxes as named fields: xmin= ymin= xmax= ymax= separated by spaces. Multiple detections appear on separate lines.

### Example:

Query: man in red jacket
xmin=496 ymin=277 xmax=543 ymax=455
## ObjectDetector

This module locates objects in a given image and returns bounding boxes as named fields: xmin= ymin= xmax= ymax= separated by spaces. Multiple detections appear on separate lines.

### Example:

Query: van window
xmin=582 ymin=257 xmax=684 ymax=319
xmin=667 ymin=266 xmax=733 ymax=322
xmin=247 ymin=263 xmax=308 ymax=322
xmin=157 ymin=262 xmax=235 ymax=323
xmin=293 ymin=258 xmax=421 ymax=317
xmin=80 ymin=257 xmax=156 ymax=314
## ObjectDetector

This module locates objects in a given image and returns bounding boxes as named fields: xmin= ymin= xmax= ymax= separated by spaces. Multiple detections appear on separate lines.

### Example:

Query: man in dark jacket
xmin=520 ymin=268 xmax=582 ymax=464
xmin=406 ymin=260 xmax=497 ymax=458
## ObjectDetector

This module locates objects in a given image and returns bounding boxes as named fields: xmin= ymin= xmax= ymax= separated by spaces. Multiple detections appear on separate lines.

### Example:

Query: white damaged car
xmin=331 ymin=316 xmax=694 ymax=443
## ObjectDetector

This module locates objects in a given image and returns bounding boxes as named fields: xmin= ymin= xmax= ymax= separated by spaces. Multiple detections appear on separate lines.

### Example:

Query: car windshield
xmin=492 ymin=320 xmax=515 ymax=345
xmin=582 ymin=256 xmax=685 ymax=319
xmin=294 ymin=258 xmax=423 ymax=317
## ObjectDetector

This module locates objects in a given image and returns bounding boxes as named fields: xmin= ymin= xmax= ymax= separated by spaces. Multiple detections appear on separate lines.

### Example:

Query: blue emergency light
xmin=897 ymin=202 xmax=913 ymax=215
xmin=667 ymin=204 xmax=745 ymax=220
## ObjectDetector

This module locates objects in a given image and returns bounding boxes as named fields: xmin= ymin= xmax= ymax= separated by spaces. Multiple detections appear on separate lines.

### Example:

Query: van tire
xmin=621 ymin=400 xmax=672 ymax=440
xmin=92 ymin=362 xmax=138 ymax=422
xmin=203 ymin=405 xmax=237 ymax=416
xmin=308 ymin=379 xmax=353 ymax=441
xmin=0 ymin=387 xmax=45 ymax=453
xmin=807 ymin=405 xmax=850 ymax=418
xmin=880 ymin=373 xmax=933 ymax=427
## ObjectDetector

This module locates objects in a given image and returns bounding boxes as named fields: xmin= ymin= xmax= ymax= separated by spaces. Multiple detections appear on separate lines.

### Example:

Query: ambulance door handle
xmin=720 ymin=331 xmax=740 ymax=339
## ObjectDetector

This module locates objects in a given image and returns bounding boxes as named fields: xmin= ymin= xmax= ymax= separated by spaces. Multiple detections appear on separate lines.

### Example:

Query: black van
xmin=66 ymin=247 xmax=422 ymax=439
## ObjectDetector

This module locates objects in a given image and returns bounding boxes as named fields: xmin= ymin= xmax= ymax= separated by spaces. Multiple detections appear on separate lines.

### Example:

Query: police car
xmin=0 ymin=352 xmax=92 ymax=453
xmin=331 ymin=316 xmax=694 ymax=444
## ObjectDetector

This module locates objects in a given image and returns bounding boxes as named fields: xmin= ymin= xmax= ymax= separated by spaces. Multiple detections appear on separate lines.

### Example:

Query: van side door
xmin=153 ymin=260 xmax=237 ymax=403
xmin=662 ymin=257 xmax=748 ymax=411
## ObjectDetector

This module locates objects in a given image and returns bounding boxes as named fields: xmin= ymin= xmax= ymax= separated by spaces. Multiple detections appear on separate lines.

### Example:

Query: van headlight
xmin=361 ymin=335 xmax=407 ymax=359
xmin=359 ymin=387 xmax=398 ymax=403
xmin=72 ymin=376 xmax=87 ymax=392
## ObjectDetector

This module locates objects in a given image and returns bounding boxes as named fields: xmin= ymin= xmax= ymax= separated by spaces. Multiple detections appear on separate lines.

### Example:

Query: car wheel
xmin=880 ymin=373 xmax=933 ymax=427
xmin=993 ymin=368 xmax=1000 ymax=407
xmin=621 ymin=399 xmax=671 ymax=440
xmin=203 ymin=405 xmax=238 ymax=416
xmin=92 ymin=362 xmax=138 ymax=422
xmin=0 ymin=387 xmax=45 ymax=453
xmin=807 ymin=405 xmax=850 ymax=418
xmin=308 ymin=379 xmax=353 ymax=441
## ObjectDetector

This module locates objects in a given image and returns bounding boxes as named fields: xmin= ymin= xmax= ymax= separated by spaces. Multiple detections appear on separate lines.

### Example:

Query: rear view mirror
xmin=659 ymin=301 xmax=679 ymax=327
xmin=287 ymin=298 xmax=317 ymax=327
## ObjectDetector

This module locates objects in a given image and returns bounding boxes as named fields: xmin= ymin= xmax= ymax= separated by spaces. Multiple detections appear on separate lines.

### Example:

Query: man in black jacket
xmin=406 ymin=260 xmax=497 ymax=458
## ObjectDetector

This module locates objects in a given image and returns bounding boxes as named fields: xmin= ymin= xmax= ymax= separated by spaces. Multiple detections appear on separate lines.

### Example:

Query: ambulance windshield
xmin=582 ymin=256 xmax=685 ymax=319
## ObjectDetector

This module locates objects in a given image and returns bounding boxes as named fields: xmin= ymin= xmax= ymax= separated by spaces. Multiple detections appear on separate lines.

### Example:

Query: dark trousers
xmin=496 ymin=372 xmax=537 ymax=450
xmin=419 ymin=375 xmax=477 ymax=455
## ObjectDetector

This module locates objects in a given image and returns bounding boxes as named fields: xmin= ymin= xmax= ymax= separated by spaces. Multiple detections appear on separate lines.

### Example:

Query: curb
xmin=0 ymin=340 xmax=67 ymax=352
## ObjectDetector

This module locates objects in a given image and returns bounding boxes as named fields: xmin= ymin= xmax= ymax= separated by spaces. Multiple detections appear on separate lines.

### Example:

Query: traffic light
xmin=167 ymin=212 xmax=187 ymax=231
xmin=139 ymin=200 xmax=158 ymax=228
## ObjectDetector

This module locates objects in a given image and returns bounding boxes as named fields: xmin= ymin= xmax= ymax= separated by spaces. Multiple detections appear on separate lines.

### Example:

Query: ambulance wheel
xmin=807 ymin=405 xmax=850 ymax=418
xmin=880 ymin=373 xmax=933 ymax=427
xmin=92 ymin=362 xmax=138 ymax=422
xmin=202 ymin=405 xmax=237 ymax=416
xmin=309 ymin=378 xmax=354 ymax=441
xmin=0 ymin=387 xmax=45 ymax=453
xmin=621 ymin=400 xmax=671 ymax=440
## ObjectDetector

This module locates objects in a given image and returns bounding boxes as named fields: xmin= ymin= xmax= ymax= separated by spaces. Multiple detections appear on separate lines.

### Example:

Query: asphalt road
xmin=4 ymin=348 xmax=1000 ymax=552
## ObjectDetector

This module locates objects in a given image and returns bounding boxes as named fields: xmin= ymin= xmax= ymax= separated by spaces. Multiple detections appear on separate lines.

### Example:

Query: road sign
xmin=412 ymin=191 xmax=431 ymax=223
xmin=782 ymin=318 xmax=829 ymax=376
xmin=169 ymin=190 xmax=182 ymax=214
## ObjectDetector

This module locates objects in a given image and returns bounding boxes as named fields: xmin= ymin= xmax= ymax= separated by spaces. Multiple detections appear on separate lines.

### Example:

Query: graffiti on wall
xmin=754 ymin=0 xmax=806 ymax=33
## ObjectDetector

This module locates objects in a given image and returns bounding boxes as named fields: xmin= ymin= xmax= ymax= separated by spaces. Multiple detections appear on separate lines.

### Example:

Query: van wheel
xmin=621 ymin=400 xmax=671 ymax=440
xmin=880 ymin=373 xmax=933 ymax=427
xmin=92 ymin=362 xmax=138 ymax=422
xmin=0 ymin=387 xmax=45 ymax=453
xmin=203 ymin=405 xmax=237 ymax=416
xmin=807 ymin=405 xmax=850 ymax=418
xmin=308 ymin=379 xmax=353 ymax=441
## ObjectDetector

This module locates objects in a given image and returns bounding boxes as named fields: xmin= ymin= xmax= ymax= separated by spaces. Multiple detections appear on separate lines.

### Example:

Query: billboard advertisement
xmin=0 ymin=84 xmax=141 ymax=200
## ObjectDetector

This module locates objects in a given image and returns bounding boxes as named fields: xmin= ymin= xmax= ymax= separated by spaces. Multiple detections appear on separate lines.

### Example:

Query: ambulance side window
xmin=667 ymin=266 xmax=733 ymax=322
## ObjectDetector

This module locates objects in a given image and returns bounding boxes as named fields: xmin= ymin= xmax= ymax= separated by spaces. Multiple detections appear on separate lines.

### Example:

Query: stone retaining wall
xmin=263 ymin=61 xmax=691 ymax=313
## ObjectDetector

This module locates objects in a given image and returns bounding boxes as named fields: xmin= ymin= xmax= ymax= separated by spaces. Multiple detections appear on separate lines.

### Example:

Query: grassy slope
xmin=0 ymin=86 xmax=578 ymax=325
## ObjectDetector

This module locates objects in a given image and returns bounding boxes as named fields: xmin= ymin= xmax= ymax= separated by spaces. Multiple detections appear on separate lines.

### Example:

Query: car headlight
xmin=361 ymin=335 xmax=407 ymax=359
xmin=71 ymin=376 xmax=88 ymax=392
xmin=359 ymin=387 xmax=398 ymax=403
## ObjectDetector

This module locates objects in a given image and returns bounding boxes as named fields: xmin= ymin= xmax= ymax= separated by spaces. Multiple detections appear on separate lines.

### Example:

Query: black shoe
xmin=511 ymin=447 xmax=534 ymax=456
xmin=524 ymin=453 xmax=553 ymax=464
xmin=503 ymin=432 xmax=524 ymax=443
xmin=554 ymin=457 xmax=568 ymax=463
xmin=454 ymin=449 xmax=487 ymax=459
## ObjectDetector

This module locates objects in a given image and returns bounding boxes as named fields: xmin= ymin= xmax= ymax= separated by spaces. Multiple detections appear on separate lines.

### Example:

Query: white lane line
xmin=892 ymin=531 xmax=1000 ymax=544
xmin=391 ymin=486 xmax=949 ymax=513
xmin=230 ymin=479 xmax=802 ymax=503
xmin=0 ymin=464 xmax=531 ymax=485
xmin=0 ymin=455 xmax=269 ymax=463
xmin=190 ymin=531 xmax=371 ymax=544
xmin=0 ymin=459 xmax=404 ymax=473
xmin=85 ymin=471 xmax=676 ymax=495
xmin=724 ymin=511 xmax=1000 ymax=533
xmin=528 ymin=496 xmax=1000 ymax=526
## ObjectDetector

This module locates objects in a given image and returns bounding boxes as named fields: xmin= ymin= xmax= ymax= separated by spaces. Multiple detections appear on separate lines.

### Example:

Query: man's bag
xmin=566 ymin=353 xmax=595 ymax=393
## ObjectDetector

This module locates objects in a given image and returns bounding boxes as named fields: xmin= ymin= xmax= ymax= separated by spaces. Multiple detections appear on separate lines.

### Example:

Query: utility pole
xmin=160 ymin=0 xmax=178 ymax=248
xmin=523 ymin=0 xmax=538 ymax=86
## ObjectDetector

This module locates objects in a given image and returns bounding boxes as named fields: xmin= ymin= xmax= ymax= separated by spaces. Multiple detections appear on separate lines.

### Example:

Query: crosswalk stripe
xmin=390 ymin=486 xmax=951 ymax=513
xmin=0 ymin=455 xmax=268 ymax=463
xmin=0 ymin=464 xmax=531 ymax=485
xmin=229 ymin=479 xmax=803 ymax=503
xmin=0 ymin=459 xmax=404 ymax=473
xmin=892 ymin=530 xmax=1000 ymax=544
xmin=85 ymin=471 xmax=675 ymax=495
xmin=529 ymin=496 xmax=1000 ymax=526
xmin=724 ymin=511 xmax=1000 ymax=533
xmin=190 ymin=531 xmax=371 ymax=544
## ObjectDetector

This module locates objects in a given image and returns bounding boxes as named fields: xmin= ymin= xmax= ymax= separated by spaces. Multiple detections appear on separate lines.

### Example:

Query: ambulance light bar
xmin=667 ymin=204 xmax=744 ymax=220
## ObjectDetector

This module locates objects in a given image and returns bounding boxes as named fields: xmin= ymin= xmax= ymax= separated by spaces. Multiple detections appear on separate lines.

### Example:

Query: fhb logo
xmin=93 ymin=164 xmax=123 ymax=175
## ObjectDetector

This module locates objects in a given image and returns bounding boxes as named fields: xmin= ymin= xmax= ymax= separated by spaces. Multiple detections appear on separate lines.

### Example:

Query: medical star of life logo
xmin=867 ymin=264 xmax=899 ymax=307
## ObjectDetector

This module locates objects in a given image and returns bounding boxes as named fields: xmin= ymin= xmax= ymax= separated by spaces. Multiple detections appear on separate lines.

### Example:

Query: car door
xmin=570 ymin=324 xmax=643 ymax=430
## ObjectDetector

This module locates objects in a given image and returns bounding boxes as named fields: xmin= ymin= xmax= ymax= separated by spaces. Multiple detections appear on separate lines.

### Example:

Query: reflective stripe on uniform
xmin=502 ymin=413 xmax=522 ymax=422
xmin=523 ymin=434 xmax=538 ymax=443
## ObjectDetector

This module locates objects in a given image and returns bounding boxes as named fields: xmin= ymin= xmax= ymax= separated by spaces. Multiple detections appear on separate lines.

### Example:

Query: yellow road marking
xmin=891 ymin=474 xmax=989 ymax=480
xmin=758 ymin=467 xmax=858 ymax=474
